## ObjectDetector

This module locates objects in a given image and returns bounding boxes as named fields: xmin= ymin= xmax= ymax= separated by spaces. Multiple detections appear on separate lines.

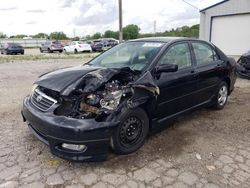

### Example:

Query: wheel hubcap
xmin=218 ymin=85 xmax=228 ymax=106
xmin=120 ymin=116 xmax=142 ymax=147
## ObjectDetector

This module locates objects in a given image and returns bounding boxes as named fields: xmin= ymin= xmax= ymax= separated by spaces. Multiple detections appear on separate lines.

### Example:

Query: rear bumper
xmin=22 ymin=96 xmax=119 ymax=162
xmin=78 ymin=47 xmax=92 ymax=52
xmin=7 ymin=49 xmax=24 ymax=54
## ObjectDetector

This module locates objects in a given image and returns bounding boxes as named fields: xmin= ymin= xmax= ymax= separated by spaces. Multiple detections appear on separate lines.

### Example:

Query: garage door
xmin=211 ymin=14 xmax=250 ymax=56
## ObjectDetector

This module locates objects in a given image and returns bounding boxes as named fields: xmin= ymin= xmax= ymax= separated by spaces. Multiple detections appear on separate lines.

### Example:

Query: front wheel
xmin=74 ymin=49 xmax=78 ymax=54
xmin=212 ymin=82 xmax=228 ymax=110
xmin=111 ymin=108 xmax=149 ymax=155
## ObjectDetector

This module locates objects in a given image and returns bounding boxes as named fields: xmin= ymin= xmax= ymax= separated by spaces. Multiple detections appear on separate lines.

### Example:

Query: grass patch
xmin=0 ymin=52 xmax=99 ymax=62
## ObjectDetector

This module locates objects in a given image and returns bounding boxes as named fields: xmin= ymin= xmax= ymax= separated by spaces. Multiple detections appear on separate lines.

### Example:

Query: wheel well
xmin=223 ymin=77 xmax=231 ymax=92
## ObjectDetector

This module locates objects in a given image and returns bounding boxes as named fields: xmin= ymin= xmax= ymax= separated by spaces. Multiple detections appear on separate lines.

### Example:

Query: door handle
xmin=190 ymin=70 xmax=198 ymax=77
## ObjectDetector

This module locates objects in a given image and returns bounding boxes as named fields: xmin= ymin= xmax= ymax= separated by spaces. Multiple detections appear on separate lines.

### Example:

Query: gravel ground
xmin=0 ymin=59 xmax=250 ymax=188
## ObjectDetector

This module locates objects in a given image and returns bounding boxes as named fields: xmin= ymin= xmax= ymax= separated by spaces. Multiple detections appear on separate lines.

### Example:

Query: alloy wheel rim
xmin=218 ymin=85 xmax=228 ymax=106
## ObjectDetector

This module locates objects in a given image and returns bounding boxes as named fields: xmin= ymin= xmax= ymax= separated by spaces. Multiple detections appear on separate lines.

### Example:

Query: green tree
xmin=104 ymin=30 xmax=119 ymax=39
xmin=123 ymin=24 xmax=140 ymax=40
xmin=9 ymin=34 xmax=27 ymax=38
xmin=49 ymin=32 xmax=68 ymax=40
xmin=163 ymin=24 xmax=199 ymax=38
xmin=0 ymin=32 xmax=7 ymax=38
xmin=33 ymin=33 xmax=49 ymax=39
xmin=72 ymin=36 xmax=80 ymax=41
xmin=92 ymin=32 xmax=102 ymax=39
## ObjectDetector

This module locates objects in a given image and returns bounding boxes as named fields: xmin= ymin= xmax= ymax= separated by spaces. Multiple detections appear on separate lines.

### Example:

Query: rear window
xmin=192 ymin=42 xmax=218 ymax=65
xmin=8 ymin=43 xmax=22 ymax=47
xmin=52 ymin=41 xmax=61 ymax=44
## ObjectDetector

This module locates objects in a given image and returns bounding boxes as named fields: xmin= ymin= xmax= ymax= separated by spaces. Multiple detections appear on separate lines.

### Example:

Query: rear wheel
xmin=111 ymin=108 xmax=149 ymax=154
xmin=40 ymin=48 xmax=43 ymax=53
xmin=212 ymin=82 xmax=228 ymax=110
xmin=48 ymin=48 xmax=52 ymax=53
xmin=74 ymin=49 xmax=78 ymax=54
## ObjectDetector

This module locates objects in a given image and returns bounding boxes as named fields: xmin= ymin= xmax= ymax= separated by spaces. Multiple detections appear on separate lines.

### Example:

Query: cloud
xmin=26 ymin=9 xmax=46 ymax=13
xmin=61 ymin=0 xmax=77 ymax=8
xmin=73 ymin=0 xmax=118 ymax=26
xmin=26 ymin=21 xmax=37 ymax=25
xmin=0 ymin=7 xmax=16 ymax=11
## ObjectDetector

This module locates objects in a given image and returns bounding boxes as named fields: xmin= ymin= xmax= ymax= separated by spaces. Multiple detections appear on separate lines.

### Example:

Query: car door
xmin=154 ymin=42 xmax=198 ymax=121
xmin=191 ymin=42 xmax=223 ymax=104
xmin=71 ymin=42 xmax=76 ymax=52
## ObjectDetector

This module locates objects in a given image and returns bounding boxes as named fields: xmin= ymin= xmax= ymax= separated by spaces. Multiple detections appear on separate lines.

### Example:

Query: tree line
xmin=0 ymin=24 xmax=199 ymax=40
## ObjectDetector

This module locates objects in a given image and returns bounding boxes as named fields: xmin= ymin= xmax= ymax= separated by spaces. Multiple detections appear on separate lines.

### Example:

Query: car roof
xmin=129 ymin=37 xmax=186 ymax=43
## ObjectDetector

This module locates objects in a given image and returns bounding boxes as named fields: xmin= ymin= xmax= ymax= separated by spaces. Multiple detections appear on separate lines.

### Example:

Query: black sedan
xmin=22 ymin=37 xmax=237 ymax=162
xmin=1 ymin=42 xmax=24 ymax=55
xmin=236 ymin=50 xmax=250 ymax=79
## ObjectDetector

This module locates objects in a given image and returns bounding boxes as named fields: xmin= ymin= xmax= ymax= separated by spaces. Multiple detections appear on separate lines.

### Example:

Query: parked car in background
xmin=0 ymin=42 xmax=24 ymax=55
xmin=63 ymin=41 xmax=92 ymax=53
xmin=40 ymin=41 xmax=63 ymax=53
xmin=90 ymin=38 xmax=119 ymax=52
xmin=92 ymin=40 xmax=106 ymax=52
xmin=236 ymin=50 xmax=250 ymax=79
xmin=22 ymin=37 xmax=236 ymax=162
xmin=102 ymin=38 xmax=119 ymax=47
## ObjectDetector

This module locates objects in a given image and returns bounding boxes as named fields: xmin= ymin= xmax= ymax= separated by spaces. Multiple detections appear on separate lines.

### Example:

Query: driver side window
xmin=158 ymin=43 xmax=192 ymax=69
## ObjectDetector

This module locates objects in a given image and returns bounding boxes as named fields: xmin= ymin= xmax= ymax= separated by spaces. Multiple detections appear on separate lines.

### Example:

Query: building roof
xmin=200 ymin=0 xmax=230 ymax=12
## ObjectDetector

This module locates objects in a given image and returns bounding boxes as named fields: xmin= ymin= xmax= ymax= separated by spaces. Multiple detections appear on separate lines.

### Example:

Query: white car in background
xmin=63 ymin=41 xmax=92 ymax=53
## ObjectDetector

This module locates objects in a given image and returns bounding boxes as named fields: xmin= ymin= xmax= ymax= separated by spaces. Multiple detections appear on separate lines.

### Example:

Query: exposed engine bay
xmin=52 ymin=67 xmax=159 ymax=121
xmin=78 ymin=80 xmax=131 ymax=119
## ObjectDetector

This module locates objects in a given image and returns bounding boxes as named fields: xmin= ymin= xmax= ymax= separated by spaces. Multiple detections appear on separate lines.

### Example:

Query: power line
xmin=182 ymin=0 xmax=200 ymax=11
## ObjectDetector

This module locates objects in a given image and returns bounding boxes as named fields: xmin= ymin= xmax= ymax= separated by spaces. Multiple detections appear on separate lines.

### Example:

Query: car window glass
xmin=192 ymin=42 xmax=215 ymax=65
xmin=158 ymin=43 xmax=192 ymax=69
xmin=90 ymin=42 xmax=163 ymax=71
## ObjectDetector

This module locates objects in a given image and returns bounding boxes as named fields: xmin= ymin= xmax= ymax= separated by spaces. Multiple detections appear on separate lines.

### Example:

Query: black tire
xmin=40 ymin=48 xmax=43 ymax=53
xmin=74 ymin=49 xmax=78 ymax=54
xmin=212 ymin=81 xmax=229 ymax=110
xmin=21 ymin=52 xmax=24 ymax=55
xmin=59 ymin=50 xmax=63 ymax=53
xmin=111 ymin=108 xmax=149 ymax=155
xmin=48 ymin=48 xmax=52 ymax=53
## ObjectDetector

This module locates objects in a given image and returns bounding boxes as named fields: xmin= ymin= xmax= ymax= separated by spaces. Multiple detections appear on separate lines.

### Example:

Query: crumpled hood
xmin=35 ymin=65 xmax=99 ymax=93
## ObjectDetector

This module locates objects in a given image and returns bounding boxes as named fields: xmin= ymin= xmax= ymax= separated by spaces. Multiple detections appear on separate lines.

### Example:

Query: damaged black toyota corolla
xmin=22 ymin=37 xmax=237 ymax=162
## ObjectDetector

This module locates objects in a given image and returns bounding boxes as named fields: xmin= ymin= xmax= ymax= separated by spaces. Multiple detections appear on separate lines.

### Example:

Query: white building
xmin=199 ymin=0 xmax=250 ymax=56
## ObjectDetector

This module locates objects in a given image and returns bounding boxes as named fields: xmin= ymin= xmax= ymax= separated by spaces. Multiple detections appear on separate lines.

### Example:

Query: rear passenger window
xmin=158 ymin=43 xmax=192 ymax=69
xmin=192 ymin=42 xmax=218 ymax=65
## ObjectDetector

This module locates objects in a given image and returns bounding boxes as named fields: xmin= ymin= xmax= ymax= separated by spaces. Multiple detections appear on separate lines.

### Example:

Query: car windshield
xmin=89 ymin=42 xmax=164 ymax=71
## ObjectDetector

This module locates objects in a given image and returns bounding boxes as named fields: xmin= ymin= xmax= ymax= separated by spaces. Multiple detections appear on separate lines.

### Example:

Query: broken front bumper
xmin=21 ymin=96 xmax=119 ymax=162
xmin=236 ymin=64 xmax=250 ymax=80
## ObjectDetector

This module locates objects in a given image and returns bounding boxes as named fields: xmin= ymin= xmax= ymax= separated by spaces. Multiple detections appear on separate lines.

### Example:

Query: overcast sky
xmin=0 ymin=0 xmax=223 ymax=37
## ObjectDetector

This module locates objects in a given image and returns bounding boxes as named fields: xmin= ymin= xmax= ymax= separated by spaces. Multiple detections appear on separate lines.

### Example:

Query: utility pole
xmin=118 ymin=0 xmax=123 ymax=42
xmin=154 ymin=20 xmax=157 ymax=36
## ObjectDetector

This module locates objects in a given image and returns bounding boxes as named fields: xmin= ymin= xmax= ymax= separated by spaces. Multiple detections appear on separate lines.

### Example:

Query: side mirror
xmin=154 ymin=64 xmax=178 ymax=74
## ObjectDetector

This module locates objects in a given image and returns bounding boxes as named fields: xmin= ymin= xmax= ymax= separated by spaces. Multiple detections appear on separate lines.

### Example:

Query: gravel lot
xmin=0 ymin=59 xmax=250 ymax=188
